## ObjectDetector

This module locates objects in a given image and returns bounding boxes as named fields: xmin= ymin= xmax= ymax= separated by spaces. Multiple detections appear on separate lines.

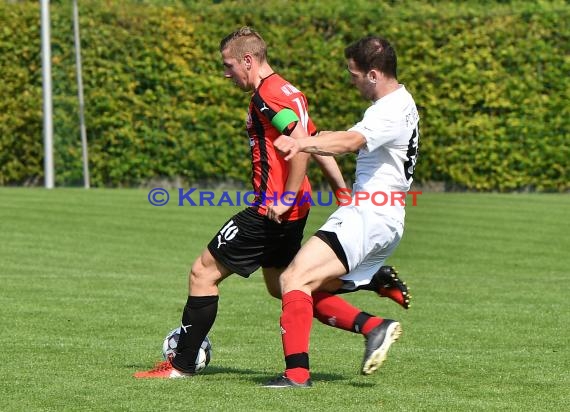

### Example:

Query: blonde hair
xmin=219 ymin=26 xmax=267 ymax=62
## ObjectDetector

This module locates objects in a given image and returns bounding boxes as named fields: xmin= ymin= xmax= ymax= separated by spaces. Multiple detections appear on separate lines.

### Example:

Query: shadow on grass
xmin=128 ymin=362 xmax=381 ymax=387
xmin=249 ymin=372 xmax=347 ymax=385
xmin=200 ymin=365 xmax=262 ymax=376
xmin=128 ymin=363 xmax=365 ymax=385
xmin=204 ymin=366 xmax=344 ymax=382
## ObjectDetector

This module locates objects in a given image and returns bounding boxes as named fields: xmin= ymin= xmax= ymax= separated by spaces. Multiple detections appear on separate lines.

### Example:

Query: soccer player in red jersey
xmin=134 ymin=27 xmax=409 ymax=379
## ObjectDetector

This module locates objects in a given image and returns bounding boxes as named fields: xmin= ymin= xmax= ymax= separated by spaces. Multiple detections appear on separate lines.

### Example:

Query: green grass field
xmin=1 ymin=189 xmax=568 ymax=411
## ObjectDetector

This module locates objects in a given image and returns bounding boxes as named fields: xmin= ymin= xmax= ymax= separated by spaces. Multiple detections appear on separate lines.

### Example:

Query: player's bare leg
xmin=262 ymin=267 xmax=285 ymax=299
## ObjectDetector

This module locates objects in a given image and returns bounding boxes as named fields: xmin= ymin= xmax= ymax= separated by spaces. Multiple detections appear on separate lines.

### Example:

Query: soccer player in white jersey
xmin=264 ymin=35 xmax=420 ymax=388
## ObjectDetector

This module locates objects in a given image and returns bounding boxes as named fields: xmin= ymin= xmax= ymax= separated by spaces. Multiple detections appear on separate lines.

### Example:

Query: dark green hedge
xmin=1 ymin=0 xmax=568 ymax=191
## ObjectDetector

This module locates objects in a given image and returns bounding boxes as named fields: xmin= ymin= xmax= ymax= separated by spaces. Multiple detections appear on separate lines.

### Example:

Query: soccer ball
xmin=162 ymin=327 xmax=212 ymax=373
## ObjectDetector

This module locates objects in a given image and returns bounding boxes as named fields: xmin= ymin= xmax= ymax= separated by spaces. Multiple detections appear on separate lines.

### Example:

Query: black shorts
xmin=207 ymin=207 xmax=308 ymax=277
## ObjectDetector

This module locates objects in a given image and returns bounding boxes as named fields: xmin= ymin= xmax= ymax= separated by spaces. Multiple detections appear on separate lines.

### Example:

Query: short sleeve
xmin=349 ymin=106 xmax=400 ymax=152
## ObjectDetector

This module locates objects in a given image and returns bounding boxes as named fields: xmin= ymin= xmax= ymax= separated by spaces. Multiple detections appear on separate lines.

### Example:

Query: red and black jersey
xmin=246 ymin=73 xmax=316 ymax=221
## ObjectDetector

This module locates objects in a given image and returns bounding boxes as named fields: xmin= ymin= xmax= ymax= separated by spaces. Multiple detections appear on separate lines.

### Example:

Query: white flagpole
xmin=41 ymin=0 xmax=54 ymax=188
xmin=73 ymin=0 xmax=90 ymax=188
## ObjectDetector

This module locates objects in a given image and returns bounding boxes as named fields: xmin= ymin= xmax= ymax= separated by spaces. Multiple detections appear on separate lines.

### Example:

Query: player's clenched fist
xmin=274 ymin=135 xmax=301 ymax=161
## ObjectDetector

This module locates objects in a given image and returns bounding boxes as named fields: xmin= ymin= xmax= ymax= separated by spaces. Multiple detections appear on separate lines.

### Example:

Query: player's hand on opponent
xmin=266 ymin=202 xmax=292 ymax=224
xmin=274 ymin=135 xmax=300 ymax=161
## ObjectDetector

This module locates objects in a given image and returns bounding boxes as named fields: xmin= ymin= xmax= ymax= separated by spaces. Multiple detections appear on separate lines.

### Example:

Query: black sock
xmin=171 ymin=295 xmax=219 ymax=373
xmin=353 ymin=311 xmax=373 ymax=334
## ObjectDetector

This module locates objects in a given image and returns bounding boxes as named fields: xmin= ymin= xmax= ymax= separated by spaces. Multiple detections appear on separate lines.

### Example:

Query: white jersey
xmin=318 ymin=84 xmax=420 ymax=286
xmin=348 ymin=85 xmax=419 ymax=221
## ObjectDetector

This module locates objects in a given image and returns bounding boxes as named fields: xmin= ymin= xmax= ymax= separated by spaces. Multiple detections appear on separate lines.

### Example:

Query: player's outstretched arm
xmin=302 ymin=130 xmax=366 ymax=156
xmin=275 ymin=130 xmax=366 ymax=160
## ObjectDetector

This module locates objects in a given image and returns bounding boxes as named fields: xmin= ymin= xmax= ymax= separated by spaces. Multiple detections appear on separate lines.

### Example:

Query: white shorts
xmin=319 ymin=205 xmax=404 ymax=290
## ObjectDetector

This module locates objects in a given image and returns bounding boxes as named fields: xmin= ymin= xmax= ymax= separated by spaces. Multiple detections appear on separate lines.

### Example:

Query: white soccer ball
xmin=162 ymin=327 xmax=212 ymax=373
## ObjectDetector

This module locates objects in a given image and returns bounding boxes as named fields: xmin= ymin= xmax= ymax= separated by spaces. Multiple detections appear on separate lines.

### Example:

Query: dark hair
xmin=219 ymin=26 xmax=267 ymax=62
xmin=344 ymin=36 xmax=397 ymax=79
